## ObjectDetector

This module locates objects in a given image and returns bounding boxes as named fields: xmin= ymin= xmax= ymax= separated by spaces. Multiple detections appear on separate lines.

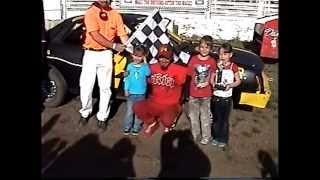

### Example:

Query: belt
xmin=214 ymin=96 xmax=232 ymax=100
xmin=84 ymin=48 xmax=110 ymax=51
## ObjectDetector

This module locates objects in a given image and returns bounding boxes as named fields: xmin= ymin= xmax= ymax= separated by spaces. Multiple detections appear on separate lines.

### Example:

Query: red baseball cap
xmin=157 ymin=44 xmax=173 ymax=60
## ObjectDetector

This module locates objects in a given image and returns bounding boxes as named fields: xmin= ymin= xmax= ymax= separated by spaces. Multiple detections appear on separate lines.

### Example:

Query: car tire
xmin=42 ymin=65 xmax=67 ymax=107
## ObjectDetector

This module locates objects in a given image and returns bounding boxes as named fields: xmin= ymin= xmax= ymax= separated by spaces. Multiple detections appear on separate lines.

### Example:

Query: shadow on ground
xmin=42 ymin=134 xmax=136 ymax=178
xmin=42 ymin=114 xmax=60 ymax=137
xmin=158 ymin=129 xmax=211 ymax=178
xmin=42 ymin=129 xmax=212 ymax=178
xmin=258 ymin=150 xmax=279 ymax=179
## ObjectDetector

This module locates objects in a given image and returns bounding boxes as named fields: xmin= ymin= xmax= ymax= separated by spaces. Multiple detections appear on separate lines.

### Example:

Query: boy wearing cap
xmin=133 ymin=44 xmax=187 ymax=136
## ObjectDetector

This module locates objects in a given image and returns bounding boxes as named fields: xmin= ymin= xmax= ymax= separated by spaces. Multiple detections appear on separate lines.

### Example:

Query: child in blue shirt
xmin=122 ymin=44 xmax=151 ymax=135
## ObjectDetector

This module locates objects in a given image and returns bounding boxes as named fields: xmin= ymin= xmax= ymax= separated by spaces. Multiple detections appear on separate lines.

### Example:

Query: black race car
xmin=41 ymin=14 xmax=271 ymax=108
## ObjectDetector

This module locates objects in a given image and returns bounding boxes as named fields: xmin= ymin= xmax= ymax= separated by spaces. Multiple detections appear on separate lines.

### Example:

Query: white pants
xmin=79 ymin=49 xmax=113 ymax=121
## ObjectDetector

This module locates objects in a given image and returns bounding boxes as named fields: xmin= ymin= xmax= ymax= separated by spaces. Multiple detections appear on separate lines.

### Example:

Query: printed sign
xmin=120 ymin=0 xmax=208 ymax=9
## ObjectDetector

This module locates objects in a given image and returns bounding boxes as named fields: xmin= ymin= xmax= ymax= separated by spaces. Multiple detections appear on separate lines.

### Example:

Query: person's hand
xmin=202 ymin=82 xmax=209 ymax=87
xmin=124 ymin=91 xmax=129 ymax=97
xmin=196 ymin=83 xmax=203 ymax=88
xmin=113 ymin=43 xmax=126 ymax=52
xmin=124 ymin=71 xmax=129 ymax=77
xmin=195 ymin=46 xmax=199 ymax=52
xmin=225 ymin=84 xmax=231 ymax=91
xmin=197 ymin=82 xmax=209 ymax=88
xmin=211 ymin=83 xmax=215 ymax=89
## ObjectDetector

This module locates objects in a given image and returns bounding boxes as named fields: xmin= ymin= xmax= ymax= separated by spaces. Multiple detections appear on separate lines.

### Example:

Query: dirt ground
xmin=41 ymin=63 xmax=278 ymax=178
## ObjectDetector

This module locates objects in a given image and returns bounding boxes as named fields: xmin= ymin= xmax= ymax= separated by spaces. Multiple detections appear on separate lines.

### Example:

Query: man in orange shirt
xmin=79 ymin=0 xmax=128 ymax=130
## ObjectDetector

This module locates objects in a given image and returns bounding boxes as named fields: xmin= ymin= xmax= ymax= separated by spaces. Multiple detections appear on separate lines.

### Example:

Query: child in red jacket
xmin=133 ymin=44 xmax=187 ymax=136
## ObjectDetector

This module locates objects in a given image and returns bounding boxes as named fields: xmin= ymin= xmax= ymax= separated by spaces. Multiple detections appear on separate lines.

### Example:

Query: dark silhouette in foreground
xmin=42 ymin=134 xmax=136 ymax=178
xmin=158 ymin=130 xmax=211 ymax=177
xmin=42 ymin=129 xmax=211 ymax=178
xmin=258 ymin=150 xmax=279 ymax=179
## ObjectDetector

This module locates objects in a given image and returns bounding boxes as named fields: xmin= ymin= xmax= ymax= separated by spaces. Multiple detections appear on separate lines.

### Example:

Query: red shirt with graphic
xmin=187 ymin=55 xmax=217 ymax=97
xmin=148 ymin=63 xmax=187 ymax=105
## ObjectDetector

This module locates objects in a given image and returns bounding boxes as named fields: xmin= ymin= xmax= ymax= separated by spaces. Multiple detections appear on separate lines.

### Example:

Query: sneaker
xmin=218 ymin=142 xmax=227 ymax=148
xmin=211 ymin=139 xmax=219 ymax=146
xmin=123 ymin=129 xmax=130 ymax=135
xmin=171 ymin=120 xmax=177 ymax=129
xmin=200 ymin=138 xmax=210 ymax=145
xmin=164 ymin=127 xmax=173 ymax=133
xmin=79 ymin=116 xmax=89 ymax=126
xmin=131 ymin=131 xmax=139 ymax=136
xmin=97 ymin=120 xmax=107 ymax=130
xmin=143 ymin=121 xmax=159 ymax=136
xmin=192 ymin=134 xmax=200 ymax=142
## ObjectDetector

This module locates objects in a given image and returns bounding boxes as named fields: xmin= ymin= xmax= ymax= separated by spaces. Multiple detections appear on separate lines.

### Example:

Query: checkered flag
xmin=126 ymin=9 xmax=191 ymax=64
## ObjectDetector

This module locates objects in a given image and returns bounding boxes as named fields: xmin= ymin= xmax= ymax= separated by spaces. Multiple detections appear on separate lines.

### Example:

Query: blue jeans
xmin=123 ymin=94 xmax=145 ymax=132
xmin=212 ymin=96 xmax=232 ymax=144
